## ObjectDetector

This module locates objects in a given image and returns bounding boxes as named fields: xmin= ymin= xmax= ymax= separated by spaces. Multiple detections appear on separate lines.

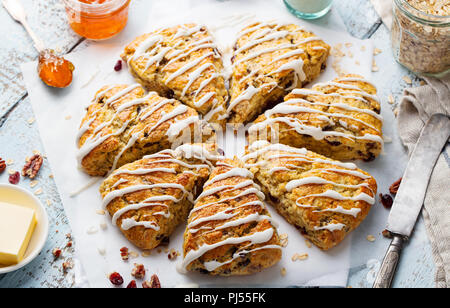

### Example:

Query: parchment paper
xmin=20 ymin=0 xmax=409 ymax=287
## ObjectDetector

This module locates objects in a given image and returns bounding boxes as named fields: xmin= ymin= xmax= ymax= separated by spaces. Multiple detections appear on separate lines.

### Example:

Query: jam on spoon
xmin=38 ymin=50 xmax=75 ymax=88
xmin=2 ymin=0 xmax=75 ymax=88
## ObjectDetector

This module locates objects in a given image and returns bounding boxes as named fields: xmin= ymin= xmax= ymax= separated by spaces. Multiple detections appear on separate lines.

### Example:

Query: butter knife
xmin=373 ymin=113 xmax=450 ymax=288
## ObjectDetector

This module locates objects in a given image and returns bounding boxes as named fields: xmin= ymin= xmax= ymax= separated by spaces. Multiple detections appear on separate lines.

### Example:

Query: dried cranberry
xmin=379 ymin=194 xmax=394 ymax=209
xmin=9 ymin=172 xmax=20 ymax=184
xmin=109 ymin=272 xmax=124 ymax=286
xmin=126 ymin=280 xmax=137 ymax=288
xmin=0 ymin=158 xmax=6 ymax=174
xmin=114 ymin=60 xmax=122 ymax=72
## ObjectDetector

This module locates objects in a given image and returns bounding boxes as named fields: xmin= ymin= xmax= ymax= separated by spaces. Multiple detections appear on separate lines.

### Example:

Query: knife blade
xmin=373 ymin=113 xmax=450 ymax=288
xmin=387 ymin=113 xmax=450 ymax=237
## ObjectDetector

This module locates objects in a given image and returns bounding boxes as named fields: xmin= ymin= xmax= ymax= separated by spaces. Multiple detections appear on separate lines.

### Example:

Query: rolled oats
xmin=392 ymin=0 xmax=450 ymax=76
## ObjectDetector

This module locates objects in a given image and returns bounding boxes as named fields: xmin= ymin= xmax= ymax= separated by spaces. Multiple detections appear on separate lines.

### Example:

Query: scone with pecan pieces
xmin=227 ymin=21 xmax=330 ymax=124
xmin=100 ymin=144 xmax=223 ymax=250
xmin=248 ymin=75 xmax=383 ymax=161
xmin=77 ymin=84 xmax=214 ymax=176
xmin=182 ymin=158 xmax=281 ymax=276
xmin=122 ymin=24 xmax=228 ymax=126
xmin=243 ymin=142 xmax=377 ymax=250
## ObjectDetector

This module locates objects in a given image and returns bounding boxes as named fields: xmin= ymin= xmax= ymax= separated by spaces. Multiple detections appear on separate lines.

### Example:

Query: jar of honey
xmin=63 ymin=0 xmax=131 ymax=40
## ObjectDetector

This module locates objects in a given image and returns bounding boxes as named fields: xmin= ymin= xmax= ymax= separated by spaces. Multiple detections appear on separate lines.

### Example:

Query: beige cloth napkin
xmin=370 ymin=0 xmax=393 ymax=28
xmin=398 ymin=75 xmax=450 ymax=288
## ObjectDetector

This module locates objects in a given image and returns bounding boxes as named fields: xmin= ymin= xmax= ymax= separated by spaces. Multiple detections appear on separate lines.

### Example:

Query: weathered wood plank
xmin=0 ymin=0 xmax=80 ymax=119
xmin=0 ymin=97 xmax=74 ymax=288
xmin=0 ymin=0 xmax=436 ymax=288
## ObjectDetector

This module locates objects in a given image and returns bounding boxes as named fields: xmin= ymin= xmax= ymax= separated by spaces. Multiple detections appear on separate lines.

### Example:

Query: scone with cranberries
xmin=244 ymin=142 xmax=377 ymax=250
xmin=248 ymin=75 xmax=383 ymax=161
xmin=100 ymin=144 xmax=223 ymax=250
xmin=122 ymin=24 xmax=228 ymax=127
xmin=182 ymin=158 xmax=281 ymax=276
xmin=77 ymin=84 xmax=214 ymax=176
xmin=227 ymin=21 xmax=330 ymax=124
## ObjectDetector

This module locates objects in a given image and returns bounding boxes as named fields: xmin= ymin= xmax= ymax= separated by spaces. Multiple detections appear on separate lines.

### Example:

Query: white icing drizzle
xmin=103 ymin=145 xmax=220 ymax=232
xmin=226 ymin=22 xmax=327 ymax=118
xmin=183 ymin=163 xmax=280 ymax=272
xmin=248 ymin=77 xmax=384 ymax=145
xmin=182 ymin=228 xmax=277 ymax=271
xmin=314 ymin=223 xmax=346 ymax=232
xmin=244 ymin=141 xmax=375 ymax=229
xmin=128 ymin=25 xmax=224 ymax=120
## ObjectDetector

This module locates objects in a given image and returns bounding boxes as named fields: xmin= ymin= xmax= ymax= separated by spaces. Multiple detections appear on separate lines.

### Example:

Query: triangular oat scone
xmin=227 ymin=22 xmax=330 ymax=124
xmin=122 ymin=24 xmax=228 ymax=127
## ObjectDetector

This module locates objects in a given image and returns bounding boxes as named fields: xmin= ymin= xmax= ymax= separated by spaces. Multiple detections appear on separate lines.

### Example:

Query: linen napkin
xmin=370 ymin=0 xmax=393 ymax=28
xmin=397 ymin=75 xmax=450 ymax=288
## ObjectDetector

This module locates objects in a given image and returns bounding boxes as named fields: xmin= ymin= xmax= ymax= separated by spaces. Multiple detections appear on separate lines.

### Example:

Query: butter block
xmin=0 ymin=202 xmax=37 ymax=266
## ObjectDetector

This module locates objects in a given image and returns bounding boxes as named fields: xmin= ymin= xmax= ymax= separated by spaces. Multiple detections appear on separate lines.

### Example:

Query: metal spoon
xmin=2 ymin=0 xmax=75 ymax=88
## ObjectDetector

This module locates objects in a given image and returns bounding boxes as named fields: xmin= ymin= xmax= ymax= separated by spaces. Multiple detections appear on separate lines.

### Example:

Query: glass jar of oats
xmin=392 ymin=0 xmax=450 ymax=77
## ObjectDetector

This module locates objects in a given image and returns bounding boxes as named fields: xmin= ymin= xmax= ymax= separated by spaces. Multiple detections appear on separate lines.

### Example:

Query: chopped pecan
xmin=0 ymin=158 xmax=5 ymax=174
xmin=168 ymin=249 xmax=178 ymax=261
xmin=62 ymin=259 xmax=74 ymax=273
xmin=131 ymin=263 xmax=146 ymax=279
xmin=389 ymin=178 xmax=402 ymax=195
xmin=142 ymin=274 xmax=161 ymax=288
xmin=120 ymin=246 xmax=129 ymax=261
xmin=52 ymin=248 xmax=62 ymax=259
xmin=22 ymin=154 xmax=43 ymax=179
xmin=382 ymin=229 xmax=393 ymax=239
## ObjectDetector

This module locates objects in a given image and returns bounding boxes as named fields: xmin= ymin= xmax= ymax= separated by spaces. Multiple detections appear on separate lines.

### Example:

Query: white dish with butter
xmin=0 ymin=184 xmax=49 ymax=274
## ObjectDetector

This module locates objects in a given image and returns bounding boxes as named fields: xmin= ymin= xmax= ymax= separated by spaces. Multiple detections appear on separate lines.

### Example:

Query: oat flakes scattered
xmin=367 ymin=235 xmax=376 ymax=242
xmin=388 ymin=94 xmax=395 ymax=105
xmin=30 ymin=180 xmax=39 ymax=188
xmin=402 ymin=76 xmax=413 ymax=85
xmin=34 ymin=188 xmax=43 ymax=195
xmin=280 ymin=233 xmax=288 ymax=247
xmin=281 ymin=268 xmax=287 ymax=276
xmin=96 ymin=209 xmax=106 ymax=215
xmin=305 ymin=240 xmax=313 ymax=248
xmin=292 ymin=253 xmax=309 ymax=261
xmin=373 ymin=48 xmax=382 ymax=55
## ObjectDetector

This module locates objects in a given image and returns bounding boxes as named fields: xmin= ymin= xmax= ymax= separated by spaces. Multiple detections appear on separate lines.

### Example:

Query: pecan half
xmin=142 ymin=274 xmax=161 ymax=288
xmin=22 ymin=154 xmax=43 ymax=179
xmin=389 ymin=177 xmax=402 ymax=195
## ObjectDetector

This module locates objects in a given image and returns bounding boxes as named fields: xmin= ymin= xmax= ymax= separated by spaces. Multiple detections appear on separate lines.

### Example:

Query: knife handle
xmin=373 ymin=235 xmax=404 ymax=288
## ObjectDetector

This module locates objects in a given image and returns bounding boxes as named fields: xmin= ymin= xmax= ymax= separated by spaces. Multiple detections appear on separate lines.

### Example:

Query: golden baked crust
xmin=227 ymin=22 xmax=330 ymax=124
xmin=122 ymin=24 xmax=228 ymax=127
xmin=182 ymin=158 xmax=281 ymax=276
xmin=99 ymin=144 xmax=223 ymax=250
xmin=243 ymin=142 xmax=377 ymax=250
xmin=77 ymin=84 xmax=214 ymax=176
xmin=249 ymin=74 xmax=384 ymax=161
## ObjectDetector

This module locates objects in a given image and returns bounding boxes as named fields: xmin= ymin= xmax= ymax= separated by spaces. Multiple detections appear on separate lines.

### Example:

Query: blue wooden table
xmin=0 ymin=0 xmax=435 ymax=288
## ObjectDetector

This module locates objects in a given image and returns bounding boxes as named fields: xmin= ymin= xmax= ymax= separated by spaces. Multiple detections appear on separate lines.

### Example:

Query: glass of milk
xmin=284 ymin=0 xmax=333 ymax=19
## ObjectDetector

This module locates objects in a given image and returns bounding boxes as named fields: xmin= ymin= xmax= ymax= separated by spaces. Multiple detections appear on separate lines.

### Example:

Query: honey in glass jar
xmin=63 ymin=0 xmax=131 ymax=40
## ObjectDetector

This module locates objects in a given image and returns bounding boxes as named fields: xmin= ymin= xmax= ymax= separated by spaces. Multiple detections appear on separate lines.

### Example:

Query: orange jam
xmin=64 ymin=0 xmax=131 ymax=40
